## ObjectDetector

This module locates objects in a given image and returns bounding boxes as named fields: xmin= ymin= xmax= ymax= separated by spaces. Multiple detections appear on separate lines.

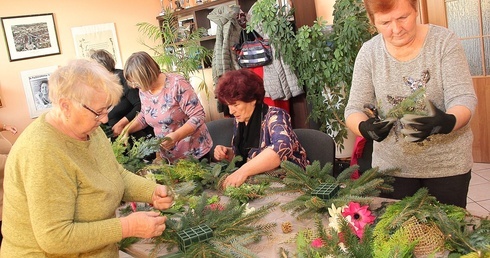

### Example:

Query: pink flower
xmin=130 ymin=202 xmax=137 ymax=212
xmin=205 ymin=203 xmax=225 ymax=211
xmin=311 ymin=238 xmax=324 ymax=248
xmin=341 ymin=202 xmax=376 ymax=238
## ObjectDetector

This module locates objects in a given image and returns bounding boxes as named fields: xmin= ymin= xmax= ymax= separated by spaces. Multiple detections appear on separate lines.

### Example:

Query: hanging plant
xmin=248 ymin=0 xmax=375 ymax=149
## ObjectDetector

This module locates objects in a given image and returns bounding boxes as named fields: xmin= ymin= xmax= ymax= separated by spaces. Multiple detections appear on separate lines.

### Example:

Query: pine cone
xmin=281 ymin=221 xmax=293 ymax=234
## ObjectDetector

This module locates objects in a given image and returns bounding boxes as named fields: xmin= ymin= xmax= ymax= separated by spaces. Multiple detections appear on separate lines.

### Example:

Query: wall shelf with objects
xmin=157 ymin=0 xmax=257 ymax=68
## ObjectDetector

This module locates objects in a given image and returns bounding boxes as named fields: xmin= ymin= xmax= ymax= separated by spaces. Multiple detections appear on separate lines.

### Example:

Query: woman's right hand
xmin=214 ymin=145 xmax=229 ymax=161
xmin=120 ymin=211 xmax=167 ymax=238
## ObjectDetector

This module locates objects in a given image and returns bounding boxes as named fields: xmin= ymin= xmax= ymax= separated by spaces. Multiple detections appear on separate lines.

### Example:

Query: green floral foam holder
xmin=177 ymin=224 xmax=214 ymax=252
xmin=311 ymin=183 xmax=340 ymax=200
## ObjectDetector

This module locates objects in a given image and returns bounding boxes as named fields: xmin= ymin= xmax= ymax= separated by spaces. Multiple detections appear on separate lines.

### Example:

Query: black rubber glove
xmin=358 ymin=117 xmax=395 ymax=142
xmin=400 ymin=100 xmax=456 ymax=142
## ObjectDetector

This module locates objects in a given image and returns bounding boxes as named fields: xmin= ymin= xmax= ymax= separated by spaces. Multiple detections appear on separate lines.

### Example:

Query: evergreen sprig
xmin=224 ymin=183 xmax=269 ymax=204
xmin=275 ymin=161 xmax=396 ymax=220
xmin=384 ymin=87 xmax=427 ymax=119
xmin=112 ymin=135 xmax=165 ymax=172
xmin=150 ymin=193 xmax=277 ymax=257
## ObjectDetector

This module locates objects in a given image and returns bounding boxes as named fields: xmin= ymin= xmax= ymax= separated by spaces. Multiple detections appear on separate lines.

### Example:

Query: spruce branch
xmin=278 ymin=160 xmax=395 ymax=219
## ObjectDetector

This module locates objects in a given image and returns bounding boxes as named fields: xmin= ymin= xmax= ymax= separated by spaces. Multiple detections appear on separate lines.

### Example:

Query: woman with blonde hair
xmin=123 ymin=51 xmax=212 ymax=163
xmin=2 ymin=59 xmax=174 ymax=257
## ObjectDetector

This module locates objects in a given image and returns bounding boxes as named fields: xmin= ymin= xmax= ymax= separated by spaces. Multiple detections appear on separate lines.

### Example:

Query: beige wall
xmin=0 ymin=0 xmax=335 ymax=144
xmin=0 ymin=0 xmax=164 ymax=143
xmin=315 ymin=0 xmax=335 ymax=24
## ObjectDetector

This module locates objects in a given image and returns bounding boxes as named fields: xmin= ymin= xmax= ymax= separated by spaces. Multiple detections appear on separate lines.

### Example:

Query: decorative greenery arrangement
xmin=128 ymin=193 xmax=278 ymax=257
xmin=248 ymin=0 xmax=375 ymax=149
xmin=373 ymin=188 xmax=490 ymax=257
xmin=272 ymin=160 xmax=395 ymax=220
xmin=282 ymin=202 xmax=378 ymax=258
xmin=112 ymin=137 xmax=490 ymax=257
xmin=136 ymin=7 xmax=212 ymax=90
xmin=162 ymin=194 xmax=278 ymax=256
xmin=283 ymin=189 xmax=490 ymax=258
xmin=280 ymin=189 xmax=490 ymax=258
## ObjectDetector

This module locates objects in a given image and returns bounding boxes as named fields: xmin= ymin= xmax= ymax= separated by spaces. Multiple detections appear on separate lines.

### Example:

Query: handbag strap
xmin=240 ymin=29 xmax=247 ymax=42
xmin=240 ymin=29 xmax=263 ymax=42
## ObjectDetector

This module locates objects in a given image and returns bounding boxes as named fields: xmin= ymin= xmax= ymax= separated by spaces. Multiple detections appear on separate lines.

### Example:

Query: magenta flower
xmin=311 ymin=238 xmax=324 ymax=248
xmin=130 ymin=202 xmax=137 ymax=212
xmin=341 ymin=202 xmax=376 ymax=238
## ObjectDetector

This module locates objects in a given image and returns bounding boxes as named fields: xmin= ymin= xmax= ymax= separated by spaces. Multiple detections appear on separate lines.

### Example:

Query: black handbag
xmin=233 ymin=30 xmax=273 ymax=68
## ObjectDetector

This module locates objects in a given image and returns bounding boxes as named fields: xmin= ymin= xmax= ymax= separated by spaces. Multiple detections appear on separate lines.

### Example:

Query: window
xmin=446 ymin=0 xmax=490 ymax=76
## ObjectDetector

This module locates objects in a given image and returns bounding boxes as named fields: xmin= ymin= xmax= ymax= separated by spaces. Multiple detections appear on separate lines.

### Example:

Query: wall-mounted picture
xmin=21 ymin=66 xmax=58 ymax=118
xmin=1 ymin=13 xmax=60 ymax=61
xmin=71 ymin=23 xmax=123 ymax=69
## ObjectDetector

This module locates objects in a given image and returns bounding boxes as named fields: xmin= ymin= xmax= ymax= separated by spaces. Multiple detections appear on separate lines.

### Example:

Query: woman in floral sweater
xmin=123 ymin=51 xmax=212 ymax=163
xmin=214 ymin=69 xmax=309 ymax=188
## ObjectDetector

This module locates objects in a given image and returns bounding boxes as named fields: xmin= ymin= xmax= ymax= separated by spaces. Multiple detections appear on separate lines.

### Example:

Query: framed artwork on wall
xmin=71 ymin=23 xmax=123 ymax=69
xmin=1 ymin=13 xmax=61 ymax=61
xmin=20 ymin=66 xmax=58 ymax=118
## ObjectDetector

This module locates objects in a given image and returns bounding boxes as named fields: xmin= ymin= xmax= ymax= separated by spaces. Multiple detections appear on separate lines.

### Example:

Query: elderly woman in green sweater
xmin=1 ymin=59 xmax=174 ymax=257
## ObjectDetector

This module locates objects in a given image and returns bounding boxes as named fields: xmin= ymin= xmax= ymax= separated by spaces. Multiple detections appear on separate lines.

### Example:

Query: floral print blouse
xmin=137 ymin=73 xmax=212 ymax=163
xmin=232 ymin=106 xmax=309 ymax=169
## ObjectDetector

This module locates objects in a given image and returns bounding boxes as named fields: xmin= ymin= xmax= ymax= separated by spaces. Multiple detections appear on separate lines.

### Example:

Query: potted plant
xmin=136 ymin=7 xmax=212 ymax=91
xmin=248 ymin=0 xmax=374 ymax=149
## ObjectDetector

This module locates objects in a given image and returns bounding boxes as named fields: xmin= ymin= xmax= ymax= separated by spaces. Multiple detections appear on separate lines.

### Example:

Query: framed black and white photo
xmin=1 ymin=13 xmax=60 ymax=61
xmin=21 ymin=66 xmax=58 ymax=118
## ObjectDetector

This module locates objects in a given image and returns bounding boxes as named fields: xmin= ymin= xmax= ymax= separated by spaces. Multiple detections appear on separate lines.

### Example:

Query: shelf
xmin=157 ymin=0 xmax=236 ymax=20
xmin=156 ymin=0 xmax=259 ymax=69
xmin=200 ymin=35 xmax=216 ymax=41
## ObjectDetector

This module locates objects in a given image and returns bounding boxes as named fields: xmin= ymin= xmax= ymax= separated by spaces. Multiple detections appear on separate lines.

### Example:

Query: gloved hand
xmin=400 ymin=100 xmax=456 ymax=142
xmin=358 ymin=117 xmax=395 ymax=142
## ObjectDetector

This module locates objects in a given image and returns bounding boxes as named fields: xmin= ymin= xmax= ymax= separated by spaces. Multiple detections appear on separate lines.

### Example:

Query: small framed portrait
xmin=21 ymin=66 xmax=58 ymax=118
xmin=1 ymin=13 xmax=61 ymax=61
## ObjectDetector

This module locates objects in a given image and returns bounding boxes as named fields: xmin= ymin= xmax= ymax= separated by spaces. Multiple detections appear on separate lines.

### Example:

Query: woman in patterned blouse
xmin=214 ymin=69 xmax=309 ymax=188
xmin=123 ymin=51 xmax=212 ymax=163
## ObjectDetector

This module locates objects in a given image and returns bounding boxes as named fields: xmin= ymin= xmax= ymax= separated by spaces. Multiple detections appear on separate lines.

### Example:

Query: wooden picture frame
xmin=20 ymin=66 xmax=58 ymax=118
xmin=1 ymin=13 xmax=60 ymax=61
xmin=71 ymin=23 xmax=123 ymax=69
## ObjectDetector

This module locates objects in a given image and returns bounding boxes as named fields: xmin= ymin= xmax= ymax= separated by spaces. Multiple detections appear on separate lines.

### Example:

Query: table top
xmin=121 ymin=192 xmax=391 ymax=257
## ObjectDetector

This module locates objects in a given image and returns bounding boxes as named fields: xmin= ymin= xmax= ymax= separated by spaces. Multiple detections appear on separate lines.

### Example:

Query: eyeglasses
xmin=82 ymin=104 xmax=113 ymax=121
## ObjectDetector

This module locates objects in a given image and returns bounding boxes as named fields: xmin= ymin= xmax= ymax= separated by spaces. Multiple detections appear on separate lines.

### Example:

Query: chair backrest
xmin=205 ymin=118 xmax=235 ymax=161
xmin=293 ymin=128 xmax=336 ymax=168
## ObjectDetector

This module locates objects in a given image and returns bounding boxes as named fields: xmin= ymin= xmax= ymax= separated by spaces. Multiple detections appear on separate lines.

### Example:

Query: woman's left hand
xmin=160 ymin=132 xmax=177 ymax=150
xmin=151 ymin=185 xmax=174 ymax=210
xmin=222 ymin=170 xmax=248 ymax=189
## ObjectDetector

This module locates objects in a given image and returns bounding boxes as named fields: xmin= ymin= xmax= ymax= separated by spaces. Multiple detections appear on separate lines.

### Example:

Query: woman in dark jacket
xmin=214 ymin=69 xmax=309 ymax=188
xmin=90 ymin=49 xmax=153 ymax=140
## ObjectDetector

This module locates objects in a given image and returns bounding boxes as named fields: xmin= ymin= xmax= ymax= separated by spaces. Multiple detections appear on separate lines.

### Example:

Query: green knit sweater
xmin=1 ymin=113 xmax=157 ymax=257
